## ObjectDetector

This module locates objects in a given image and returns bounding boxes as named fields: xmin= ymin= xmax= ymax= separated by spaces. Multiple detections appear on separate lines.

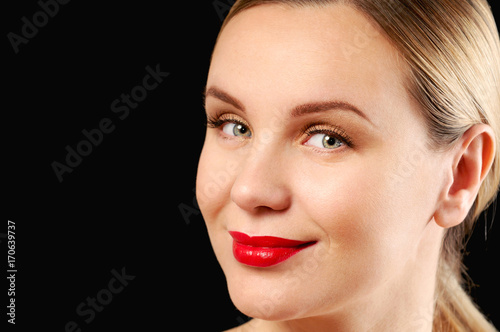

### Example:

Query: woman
xmin=196 ymin=0 xmax=500 ymax=330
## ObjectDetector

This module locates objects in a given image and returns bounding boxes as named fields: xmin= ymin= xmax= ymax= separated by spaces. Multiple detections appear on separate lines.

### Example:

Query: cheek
xmin=296 ymin=157 xmax=395 ymax=245
xmin=297 ymin=164 xmax=388 ymax=275
xmin=196 ymin=138 xmax=238 ymax=267
xmin=196 ymin=137 xmax=237 ymax=220
xmin=294 ymin=153 xmax=434 ymax=288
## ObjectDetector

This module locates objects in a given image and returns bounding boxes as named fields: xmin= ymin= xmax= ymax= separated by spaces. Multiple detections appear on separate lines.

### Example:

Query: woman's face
xmin=197 ymin=4 xmax=446 ymax=322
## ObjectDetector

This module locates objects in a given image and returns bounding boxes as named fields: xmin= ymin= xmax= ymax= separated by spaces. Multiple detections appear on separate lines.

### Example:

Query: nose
xmin=230 ymin=149 xmax=292 ymax=213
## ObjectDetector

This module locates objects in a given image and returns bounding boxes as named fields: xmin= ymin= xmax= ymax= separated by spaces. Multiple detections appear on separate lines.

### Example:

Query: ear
xmin=434 ymin=124 xmax=496 ymax=229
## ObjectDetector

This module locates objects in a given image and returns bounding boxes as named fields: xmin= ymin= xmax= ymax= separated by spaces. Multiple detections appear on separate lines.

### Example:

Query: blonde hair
xmin=216 ymin=0 xmax=500 ymax=330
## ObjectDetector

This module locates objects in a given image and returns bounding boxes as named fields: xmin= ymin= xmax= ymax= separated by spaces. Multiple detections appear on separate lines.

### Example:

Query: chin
xmin=222 ymin=260 xmax=331 ymax=322
xmin=228 ymin=284 xmax=304 ymax=321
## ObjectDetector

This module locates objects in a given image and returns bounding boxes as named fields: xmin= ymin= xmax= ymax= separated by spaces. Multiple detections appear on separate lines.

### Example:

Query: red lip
xmin=229 ymin=231 xmax=316 ymax=268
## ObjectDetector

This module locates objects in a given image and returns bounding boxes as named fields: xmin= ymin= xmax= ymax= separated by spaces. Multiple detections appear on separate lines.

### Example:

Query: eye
xmin=206 ymin=113 xmax=252 ymax=139
xmin=302 ymin=123 xmax=352 ymax=151
xmin=222 ymin=122 xmax=252 ymax=138
xmin=305 ymin=133 xmax=345 ymax=150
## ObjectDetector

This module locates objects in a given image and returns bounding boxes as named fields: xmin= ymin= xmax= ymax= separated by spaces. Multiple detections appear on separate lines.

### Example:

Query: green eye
xmin=222 ymin=122 xmax=252 ymax=138
xmin=306 ymin=133 xmax=344 ymax=149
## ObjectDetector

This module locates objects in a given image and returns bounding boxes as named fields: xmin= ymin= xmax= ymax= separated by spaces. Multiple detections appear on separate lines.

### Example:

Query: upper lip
xmin=229 ymin=231 xmax=316 ymax=248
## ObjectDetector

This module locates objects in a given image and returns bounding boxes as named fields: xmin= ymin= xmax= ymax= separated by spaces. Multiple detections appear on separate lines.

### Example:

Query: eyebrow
xmin=291 ymin=101 xmax=371 ymax=124
xmin=204 ymin=86 xmax=372 ymax=125
xmin=204 ymin=86 xmax=245 ymax=112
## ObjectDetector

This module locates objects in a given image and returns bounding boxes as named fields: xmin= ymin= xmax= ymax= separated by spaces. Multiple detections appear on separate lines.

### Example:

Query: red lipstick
xmin=229 ymin=231 xmax=316 ymax=268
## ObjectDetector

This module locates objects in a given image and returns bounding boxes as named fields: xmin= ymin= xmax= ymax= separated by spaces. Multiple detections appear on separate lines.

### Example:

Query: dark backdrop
xmin=4 ymin=1 xmax=499 ymax=331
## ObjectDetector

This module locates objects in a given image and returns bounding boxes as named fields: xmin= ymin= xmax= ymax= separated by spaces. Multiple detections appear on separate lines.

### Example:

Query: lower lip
xmin=230 ymin=232 xmax=316 ymax=268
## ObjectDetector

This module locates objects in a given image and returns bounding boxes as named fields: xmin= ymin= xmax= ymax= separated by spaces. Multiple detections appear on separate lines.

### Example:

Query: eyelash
xmin=302 ymin=123 xmax=353 ymax=147
xmin=206 ymin=113 xmax=248 ymax=130
xmin=206 ymin=113 xmax=353 ymax=148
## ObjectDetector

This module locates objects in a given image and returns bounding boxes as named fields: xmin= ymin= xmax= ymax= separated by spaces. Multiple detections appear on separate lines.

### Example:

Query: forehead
xmin=208 ymin=4 xmax=413 ymax=127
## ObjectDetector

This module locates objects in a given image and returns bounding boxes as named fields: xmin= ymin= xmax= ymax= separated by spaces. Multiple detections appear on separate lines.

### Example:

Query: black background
xmin=4 ymin=1 xmax=500 ymax=331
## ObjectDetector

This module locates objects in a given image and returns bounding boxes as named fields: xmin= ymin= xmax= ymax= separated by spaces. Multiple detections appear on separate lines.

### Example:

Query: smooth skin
xmin=196 ymin=4 xmax=495 ymax=332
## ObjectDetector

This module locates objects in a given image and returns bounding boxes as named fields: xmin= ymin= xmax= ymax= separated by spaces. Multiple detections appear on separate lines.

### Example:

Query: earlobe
xmin=434 ymin=124 xmax=496 ymax=229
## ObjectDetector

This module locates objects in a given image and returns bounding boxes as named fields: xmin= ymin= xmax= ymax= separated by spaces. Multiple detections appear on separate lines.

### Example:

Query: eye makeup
xmin=206 ymin=112 xmax=250 ymax=132
xmin=301 ymin=123 xmax=353 ymax=148
xmin=206 ymin=111 xmax=354 ymax=151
